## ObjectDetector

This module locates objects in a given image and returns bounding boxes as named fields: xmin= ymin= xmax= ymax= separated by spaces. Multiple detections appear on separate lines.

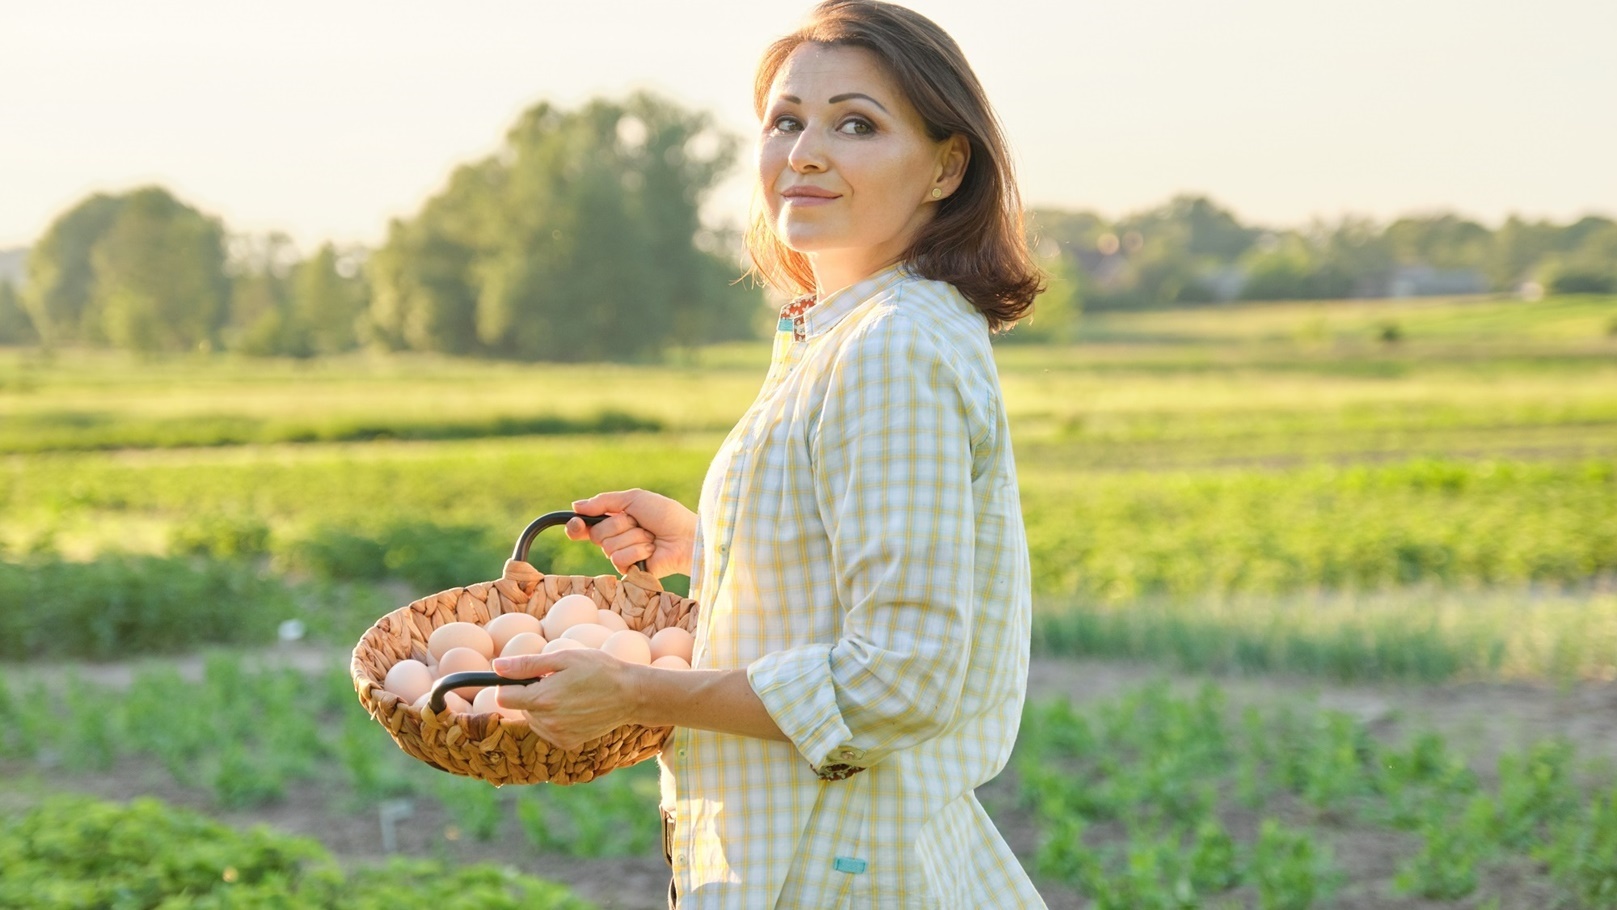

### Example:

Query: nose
xmin=786 ymin=127 xmax=827 ymax=173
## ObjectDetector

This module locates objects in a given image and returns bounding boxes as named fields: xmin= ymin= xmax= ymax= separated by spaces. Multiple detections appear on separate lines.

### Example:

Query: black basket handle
xmin=428 ymin=671 xmax=537 ymax=713
xmin=512 ymin=509 xmax=648 ymax=573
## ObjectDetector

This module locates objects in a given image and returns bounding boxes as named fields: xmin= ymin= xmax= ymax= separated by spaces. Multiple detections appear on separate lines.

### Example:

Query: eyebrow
xmin=779 ymin=92 xmax=891 ymax=114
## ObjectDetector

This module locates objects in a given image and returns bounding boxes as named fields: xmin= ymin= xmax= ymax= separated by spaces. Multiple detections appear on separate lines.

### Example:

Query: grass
xmin=1034 ymin=583 xmax=1617 ymax=684
xmin=1075 ymin=293 xmax=1617 ymax=345
xmin=3 ymin=294 xmax=1614 ymax=456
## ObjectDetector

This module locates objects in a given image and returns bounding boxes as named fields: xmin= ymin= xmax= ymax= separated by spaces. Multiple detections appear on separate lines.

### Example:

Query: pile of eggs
xmin=381 ymin=593 xmax=695 ymax=720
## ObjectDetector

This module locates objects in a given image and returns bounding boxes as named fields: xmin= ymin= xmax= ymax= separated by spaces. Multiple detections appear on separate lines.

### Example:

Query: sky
xmin=4 ymin=0 xmax=1616 ymax=252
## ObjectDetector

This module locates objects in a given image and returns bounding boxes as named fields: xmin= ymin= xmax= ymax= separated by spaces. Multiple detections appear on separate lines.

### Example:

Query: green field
xmin=4 ymin=293 xmax=1614 ymax=677
xmin=3 ymin=293 xmax=1617 ymax=907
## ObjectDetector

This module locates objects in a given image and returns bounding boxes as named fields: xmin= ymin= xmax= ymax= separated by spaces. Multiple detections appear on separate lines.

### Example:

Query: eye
xmin=837 ymin=117 xmax=875 ymax=136
xmin=768 ymin=114 xmax=803 ymax=135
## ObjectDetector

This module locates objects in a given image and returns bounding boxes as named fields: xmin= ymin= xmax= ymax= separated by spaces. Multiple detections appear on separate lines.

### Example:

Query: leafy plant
xmin=0 ymin=796 xmax=593 ymax=909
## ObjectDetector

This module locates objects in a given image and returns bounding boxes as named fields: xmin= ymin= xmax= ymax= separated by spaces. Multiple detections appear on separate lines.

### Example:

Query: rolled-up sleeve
xmin=747 ymin=316 xmax=978 ymax=775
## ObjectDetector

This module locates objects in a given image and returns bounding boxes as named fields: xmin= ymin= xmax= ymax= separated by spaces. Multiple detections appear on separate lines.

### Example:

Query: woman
xmin=494 ymin=2 xmax=1047 ymax=906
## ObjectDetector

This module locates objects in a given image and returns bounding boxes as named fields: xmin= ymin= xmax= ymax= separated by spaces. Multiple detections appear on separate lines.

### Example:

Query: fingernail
xmin=492 ymin=658 xmax=510 ymax=672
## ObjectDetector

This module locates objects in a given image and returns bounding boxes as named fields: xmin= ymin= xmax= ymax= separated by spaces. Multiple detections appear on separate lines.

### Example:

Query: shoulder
xmin=843 ymin=274 xmax=993 ymax=377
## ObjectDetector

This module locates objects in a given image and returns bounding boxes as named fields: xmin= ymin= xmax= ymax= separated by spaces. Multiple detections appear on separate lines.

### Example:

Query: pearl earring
xmin=931 ymin=187 xmax=943 ymax=199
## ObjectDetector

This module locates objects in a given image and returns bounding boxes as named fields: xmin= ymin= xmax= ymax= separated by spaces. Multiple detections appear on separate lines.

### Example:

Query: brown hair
xmin=745 ymin=0 xmax=1044 ymax=331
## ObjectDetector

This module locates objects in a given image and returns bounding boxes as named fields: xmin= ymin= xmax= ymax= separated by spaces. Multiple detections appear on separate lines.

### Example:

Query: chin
xmin=776 ymin=220 xmax=853 ymax=255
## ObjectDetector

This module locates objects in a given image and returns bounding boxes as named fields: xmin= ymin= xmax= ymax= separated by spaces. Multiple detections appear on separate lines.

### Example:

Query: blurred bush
xmin=0 ymin=796 xmax=593 ymax=909
xmin=0 ymin=554 xmax=288 ymax=660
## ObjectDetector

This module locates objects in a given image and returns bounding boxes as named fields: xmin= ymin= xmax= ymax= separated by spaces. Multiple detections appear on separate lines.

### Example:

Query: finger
xmin=493 ymin=653 xmax=567 ymax=679
xmin=496 ymin=681 xmax=544 ymax=711
xmin=587 ymin=514 xmax=640 ymax=546
xmin=565 ymin=517 xmax=590 ymax=541
xmin=523 ymin=712 xmax=583 ymax=751
xmin=572 ymin=489 xmax=640 ymax=517
xmin=607 ymin=541 xmax=655 ymax=573
xmin=599 ymin=526 xmax=652 ymax=556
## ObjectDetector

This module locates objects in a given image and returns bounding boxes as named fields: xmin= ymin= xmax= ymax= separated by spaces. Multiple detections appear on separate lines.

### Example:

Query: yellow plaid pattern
xmin=659 ymin=267 xmax=1045 ymax=908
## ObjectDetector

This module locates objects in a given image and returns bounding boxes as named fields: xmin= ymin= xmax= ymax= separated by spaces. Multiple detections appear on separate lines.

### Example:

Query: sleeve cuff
xmin=747 ymin=644 xmax=861 ymax=774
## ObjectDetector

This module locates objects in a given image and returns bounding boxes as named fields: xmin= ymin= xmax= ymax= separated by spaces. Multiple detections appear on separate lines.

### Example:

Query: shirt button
xmin=837 ymin=747 xmax=863 ymax=761
xmin=677 ymin=749 xmax=687 ymax=758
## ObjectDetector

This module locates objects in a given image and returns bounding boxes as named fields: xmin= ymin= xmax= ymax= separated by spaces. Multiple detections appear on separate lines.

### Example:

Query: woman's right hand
xmin=567 ymin=489 xmax=697 ymax=578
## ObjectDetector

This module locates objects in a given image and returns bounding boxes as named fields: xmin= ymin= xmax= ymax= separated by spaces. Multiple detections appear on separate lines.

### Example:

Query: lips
xmin=782 ymin=186 xmax=841 ymax=201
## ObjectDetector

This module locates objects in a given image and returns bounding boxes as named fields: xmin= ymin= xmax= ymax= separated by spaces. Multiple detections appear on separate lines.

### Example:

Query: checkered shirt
xmin=658 ymin=266 xmax=1045 ymax=908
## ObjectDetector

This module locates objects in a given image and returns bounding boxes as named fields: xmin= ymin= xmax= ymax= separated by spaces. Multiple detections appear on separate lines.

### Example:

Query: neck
xmin=809 ymin=251 xmax=904 ymax=300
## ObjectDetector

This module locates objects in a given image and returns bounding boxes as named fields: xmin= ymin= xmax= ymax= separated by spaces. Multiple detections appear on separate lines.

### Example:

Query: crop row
xmin=4 ymin=660 xmax=1614 ymax=906
xmin=0 ymin=796 xmax=593 ymax=909
xmin=1012 ymin=683 xmax=1617 ymax=908
xmin=0 ymin=656 xmax=664 ymax=861
xmin=7 ymin=446 xmax=1613 ymax=598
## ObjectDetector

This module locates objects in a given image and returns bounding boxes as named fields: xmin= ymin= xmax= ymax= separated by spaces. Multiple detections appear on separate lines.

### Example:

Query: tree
xmin=1002 ymin=250 xmax=1082 ymax=343
xmin=1238 ymin=232 xmax=1355 ymax=301
xmin=23 ymin=193 xmax=125 ymax=345
xmin=369 ymin=92 xmax=754 ymax=361
xmin=25 ymin=187 xmax=228 ymax=352
xmin=0 ymin=279 xmax=38 ymax=344
xmin=289 ymin=244 xmax=368 ymax=355
xmin=1539 ymin=220 xmax=1617 ymax=294
xmin=91 ymin=188 xmax=229 ymax=352
xmin=1488 ymin=215 xmax=1559 ymax=291
xmin=1383 ymin=212 xmax=1491 ymax=270
xmin=224 ymin=231 xmax=298 ymax=356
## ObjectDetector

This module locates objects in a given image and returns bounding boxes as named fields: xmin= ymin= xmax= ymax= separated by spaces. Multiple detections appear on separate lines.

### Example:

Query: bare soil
xmin=6 ymin=652 xmax=1616 ymax=909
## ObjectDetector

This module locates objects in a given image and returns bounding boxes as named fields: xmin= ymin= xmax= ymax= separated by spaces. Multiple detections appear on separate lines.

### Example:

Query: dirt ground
xmin=7 ymin=651 xmax=1617 ymax=909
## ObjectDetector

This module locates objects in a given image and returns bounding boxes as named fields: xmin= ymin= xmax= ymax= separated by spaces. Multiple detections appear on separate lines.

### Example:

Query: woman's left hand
xmin=493 ymin=651 xmax=639 ymax=752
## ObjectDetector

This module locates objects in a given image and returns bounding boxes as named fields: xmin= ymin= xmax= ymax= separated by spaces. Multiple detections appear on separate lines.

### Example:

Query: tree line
xmin=1 ymin=91 xmax=1612 ymax=354
xmin=1031 ymin=196 xmax=1617 ymax=312
xmin=2 ymin=93 xmax=761 ymax=360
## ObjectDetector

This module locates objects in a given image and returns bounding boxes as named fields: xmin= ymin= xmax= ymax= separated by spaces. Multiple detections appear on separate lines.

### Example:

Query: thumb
xmin=572 ymin=489 xmax=639 ymax=517
xmin=493 ymin=653 xmax=564 ymax=679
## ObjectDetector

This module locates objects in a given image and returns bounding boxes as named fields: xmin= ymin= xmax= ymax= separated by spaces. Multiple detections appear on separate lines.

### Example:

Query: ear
xmin=931 ymin=134 xmax=971 ymax=201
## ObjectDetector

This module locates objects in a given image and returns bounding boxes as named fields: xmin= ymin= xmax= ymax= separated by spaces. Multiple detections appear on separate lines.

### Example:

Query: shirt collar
xmin=781 ymin=264 xmax=911 ymax=342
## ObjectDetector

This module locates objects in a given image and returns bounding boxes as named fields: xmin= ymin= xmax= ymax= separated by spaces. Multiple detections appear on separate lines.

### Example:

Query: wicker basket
xmin=350 ymin=510 xmax=698 ymax=786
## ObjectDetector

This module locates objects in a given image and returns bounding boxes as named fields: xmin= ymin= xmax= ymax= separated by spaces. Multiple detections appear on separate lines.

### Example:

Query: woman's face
xmin=758 ymin=43 xmax=967 ymax=293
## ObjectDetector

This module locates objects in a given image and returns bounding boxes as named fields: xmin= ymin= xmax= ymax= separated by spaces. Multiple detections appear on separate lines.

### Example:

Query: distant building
xmin=1197 ymin=265 xmax=1248 ymax=302
xmin=1069 ymin=247 xmax=1131 ymax=292
xmin=1385 ymin=265 xmax=1488 ymax=298
xmin=0 ymin=247 xmax=27 ymax=288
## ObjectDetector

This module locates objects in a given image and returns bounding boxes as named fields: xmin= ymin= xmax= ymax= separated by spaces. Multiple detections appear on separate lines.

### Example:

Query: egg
xmin=437 ymin=646 xmax=493 ymax=698
xmin=649 ymin=627 xmax=695 ymax=663
xmin=485 ymin=612 xmax=544 ymax=655
xmin=543 ymin=594 xmax=599 ymax=639
xmin=651 ymin=655 xmax=691 ymax=670
xmin=543 ymin=637 xmax=587 ymax=653
xmin=500 ymin=631 xmax=548 ymax=657
xmin=601 ymin=629 xmax=652 ymax=665
xmin=560 ymin=622 xmax=613 ymax=649
xmin=383 ymin=659 xmax=434 ymax=704
xmin=428 ymin=622 xmax=495 ymax=661
xmin=595 ymin=609 xmax=629 ymax=632
xmin=472 ymin=686 xmax=526 ymax=721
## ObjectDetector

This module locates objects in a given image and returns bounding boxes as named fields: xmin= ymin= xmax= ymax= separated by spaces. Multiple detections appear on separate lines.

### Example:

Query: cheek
xmin=756 ymin=144 xmax=787 ymax=217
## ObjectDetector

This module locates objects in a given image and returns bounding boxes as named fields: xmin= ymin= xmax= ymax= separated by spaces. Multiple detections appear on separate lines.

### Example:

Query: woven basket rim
xmin=350 ymin=557 xmax=698 ymax=785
